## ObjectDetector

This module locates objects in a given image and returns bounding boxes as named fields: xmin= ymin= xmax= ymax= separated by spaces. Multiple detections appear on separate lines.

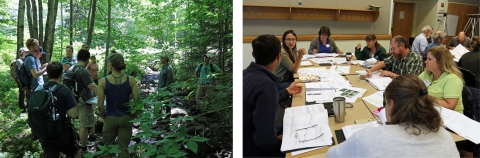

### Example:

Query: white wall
xmin=243 ymin=40 xmax=391 ymax=69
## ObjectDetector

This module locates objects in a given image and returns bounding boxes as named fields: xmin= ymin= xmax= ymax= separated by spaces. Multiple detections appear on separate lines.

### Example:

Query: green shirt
xmin=383 ymin=51 xmax=424 ymax=75
xmin=61 ymin=56 xmax=77 ymax=71
xmin=158 ymin=64 xmax=175 ymax=88
xmin=418 ymin=71 xmax=464 ymax=113
xmin=196 ymin=63 xmax=221 ymax=85
xmin=354 ymin=45 xmax=388 ymax=61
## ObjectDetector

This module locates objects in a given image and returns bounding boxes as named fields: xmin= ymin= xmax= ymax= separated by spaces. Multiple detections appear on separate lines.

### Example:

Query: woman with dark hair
xmin=355 ymin=34 xmax=387 ymax=61
xmin=61 ymin=45 xmax=77 ymax=71
xmin=97 ymin=53 xmax=139 ymax=157
xmin=274 ymin=30 xmax=306 ymax=89
xmin=458 ymin=36 xmax=480 ymax=88
xmin=308 ymin=26 xmax=343 ymax=54
xmin=327 ymin=74 xmax=459 ymax=157
xmin=420 ymin=46 xmax=464 ymax=113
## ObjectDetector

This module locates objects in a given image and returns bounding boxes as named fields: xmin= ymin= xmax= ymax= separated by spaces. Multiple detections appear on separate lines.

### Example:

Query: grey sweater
xmin=274 ymin=47 xmax=298 ymax=82
xmin=327 ymin=125 xmax=459 ymax=157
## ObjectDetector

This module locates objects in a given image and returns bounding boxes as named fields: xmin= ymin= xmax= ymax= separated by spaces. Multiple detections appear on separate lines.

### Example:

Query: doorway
xmin=392 ymin=2 xmax=415 ymax=44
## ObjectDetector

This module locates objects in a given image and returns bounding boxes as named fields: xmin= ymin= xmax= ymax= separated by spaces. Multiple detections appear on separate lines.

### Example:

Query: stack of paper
xmin=305 ymin=82 xmax=335 ymax=90
xmin=450 ymin=44 xmax=469 ymax=62
xmin=342 ymin=121 xmax=379 ymax=139
xmin=351 ymin=60 xmax=365 ymax=65
xmin=281 ymin=104 xmax=333 ymax=152
xmin=366 ymin=77 xmax=392 ymax=91
xmin=436 ymin=106 xmax=480 ymax=144
xmin=362 ymin=91 xmax=384 ymax=108
xmin=315 ymin=53 xmax=339 ymax=57
xmin=332 ymin=58 xmax=347 ymax=64
xmin=306 ymin=90 xmax=336 ymax=102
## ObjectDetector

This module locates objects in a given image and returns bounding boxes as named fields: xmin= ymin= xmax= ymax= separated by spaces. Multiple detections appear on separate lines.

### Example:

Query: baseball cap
xmin=18 ymin=48 xmax=28 ymax=54
xmin=39 ymin=46 xmax=46 ymax=55
xmin=204 ymin=53 xmax=215 ymax=58
xmin=109 ymin=53 xmax=125 ymax=66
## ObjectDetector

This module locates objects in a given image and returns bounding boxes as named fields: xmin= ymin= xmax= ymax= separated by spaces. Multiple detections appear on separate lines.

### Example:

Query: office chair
xmin=459 ymin=67 xmax=476 ymax=88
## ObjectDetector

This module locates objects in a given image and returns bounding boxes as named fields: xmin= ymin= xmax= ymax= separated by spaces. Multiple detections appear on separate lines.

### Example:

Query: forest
xmin=0 ymin=0 xmax=233 ymax=157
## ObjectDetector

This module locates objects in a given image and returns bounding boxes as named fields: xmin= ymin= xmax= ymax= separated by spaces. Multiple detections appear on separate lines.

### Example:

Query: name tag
xmin=326 ymin=44 xmax=330 ymax=48
xmin=423 ymin=79 xmax=431 ymax=87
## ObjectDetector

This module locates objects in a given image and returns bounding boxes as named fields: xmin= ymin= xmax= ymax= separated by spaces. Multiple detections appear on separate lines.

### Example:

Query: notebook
xmin=366 ymin=77 xmax=392 ymax=91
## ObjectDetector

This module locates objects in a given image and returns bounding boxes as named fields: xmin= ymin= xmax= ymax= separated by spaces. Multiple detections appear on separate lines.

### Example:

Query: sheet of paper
xmin=351 ymin=60 xmax=365 ymax=65
xmin=282 ymin=105 xmax=333 ymax=152
xmin=305 ymin=82 xmax=334 ymax=90
xmin=306 ymin=90 xmax=336 ymax=102
xmin=291 ymin=146 xmax=324 ymax=156
xmin=362 ymin=91 xmax=384 ymax=108
xmin=301 ymin=61 xmax=314 ymax=66
xmin=335 ymin=87 xmax=367 ymax=103
xmin=332 ymin=58 xmax=347 ymax=64
xmin=315 ymin=53 xmax=339 ymax=57
xmin=450 ymin=44 xmax=469 ymax=62
xmin=302 ymin=55 xmax=316 ymax=61
xmin=435 ymin=106 xmax=461 ymax=126
xmin=366 ymin=77 xmax=392 ymax=91
xmin=330 ymin=66 xmax=350 ymax=75
xmin=446 ymin=114 xmax=480 ymax=144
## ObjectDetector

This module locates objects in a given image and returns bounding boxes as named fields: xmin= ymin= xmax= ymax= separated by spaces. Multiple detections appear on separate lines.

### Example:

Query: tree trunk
xmin=87 ymin=0 xmax=91 ymax=28
xmin=31 ymin=0 xmax=38 ymax=39
xmin=17 ymin=0 xmax=26 ymax=60
xmin=25 ymin=0 xmax=34 ymax=38
xmin=38 ymin=0 xmax=44 ymax=46
xmin=69 ymin=0 xmax=73 ymax=45
xmin=86 ymin=0 xmax=97 ymax=46
xmin=43 ymin=0 xmax=60 ymax=63
xmin=104 ymin=0 xmax=111 ymax=76
xmin=60 ymin=1 xmax=63 ymax=57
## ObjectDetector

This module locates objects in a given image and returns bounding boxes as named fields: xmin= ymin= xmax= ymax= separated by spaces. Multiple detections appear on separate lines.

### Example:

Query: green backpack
xmin=27 ymin=84 xmax=66 ymax=139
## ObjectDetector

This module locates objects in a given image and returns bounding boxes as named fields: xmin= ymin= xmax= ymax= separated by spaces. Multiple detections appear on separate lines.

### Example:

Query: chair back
xmin=459 ymin=67 xmax=476 ymax=87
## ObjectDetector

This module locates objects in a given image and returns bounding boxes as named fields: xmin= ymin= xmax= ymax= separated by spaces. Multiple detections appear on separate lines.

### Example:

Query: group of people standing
xmin=243 ymin=24 xmax=479 ymax=157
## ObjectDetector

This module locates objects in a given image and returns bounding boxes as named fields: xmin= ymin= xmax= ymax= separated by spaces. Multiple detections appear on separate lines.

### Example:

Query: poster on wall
xmin=446 ymin=14 xmax=458 ymax=36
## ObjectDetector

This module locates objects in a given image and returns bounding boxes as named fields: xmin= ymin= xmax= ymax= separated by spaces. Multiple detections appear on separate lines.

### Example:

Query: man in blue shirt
xmin=24 ymin=38 xmax=47 ymax=91
xmin=424 ymin=31 xmax=446 ymax=57
xmin=195 ymin=53 xmax=222 ymax=110
xmin=412 ymin=25 xmax=433 ymax=58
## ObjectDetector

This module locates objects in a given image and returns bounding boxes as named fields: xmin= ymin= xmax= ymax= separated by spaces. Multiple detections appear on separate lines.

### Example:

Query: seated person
xmin=448 ymin=31 xmax=472 ymax=50
xmin=366 ymin=35 xmax=424 ymax=78
xmin=308 ymin=26 xmax=344 ymax=54
xmin=424 ymin=31 xmax=446 ymax=57
xmin=244 ymin=34 xmax=287 ymax=157
xmin=458 ymin=36 xmax=480 ymax=89
xmin=327 ymin=74 xmax=459 ymax=157
xmin=355 ymin=34 xmax=387 ymax=61
xmin=274 ymin=30 xmax=306 ymax=90
xmin=419 ymin=46 xmax=464 ymax=113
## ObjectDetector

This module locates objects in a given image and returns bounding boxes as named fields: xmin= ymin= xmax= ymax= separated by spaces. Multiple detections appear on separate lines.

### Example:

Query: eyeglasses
xmin=286 ymin=38 xmax=296 ymax=42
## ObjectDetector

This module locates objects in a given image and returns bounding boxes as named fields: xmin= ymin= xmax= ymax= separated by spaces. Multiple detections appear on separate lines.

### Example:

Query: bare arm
xmin=67 ymin=107 xmax=78 ymax=119
xmin=87 ymin=83 xmax=98 ymax=96
xmin=436 ymin=98 xmax=459 ymax=110
xmin=366 ymin=61 xmax=386 ymax=77
xmin=291 ymin=48 xmax=306 ymax=73
xmin=30 ymin=68 xmax=47 ymax=79
xmin=130 ymin=76 xmax=139 ymax=102
xmin=97 ymin=78 xmax=106 ymax=118
xmin=63 ymin=64 xmax=71 ymax=71
xmin=195 ymin=72 xmax=199 ymax=78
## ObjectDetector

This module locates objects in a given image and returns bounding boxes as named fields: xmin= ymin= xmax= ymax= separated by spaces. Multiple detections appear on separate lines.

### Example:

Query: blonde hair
xmin=425 ymin=46 xmax=464 ymax=85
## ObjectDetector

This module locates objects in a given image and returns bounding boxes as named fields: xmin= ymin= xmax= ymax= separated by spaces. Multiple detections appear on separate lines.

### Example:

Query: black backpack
xmin=27 ymin=84 xmax=65 ymax=139
xmin=199 ymin=63 xmax=216 ymax=73
xmin=63 ymin=65 xmax=82 ymax=101
xmin=17 ymin=54 xmax=36 ymax=89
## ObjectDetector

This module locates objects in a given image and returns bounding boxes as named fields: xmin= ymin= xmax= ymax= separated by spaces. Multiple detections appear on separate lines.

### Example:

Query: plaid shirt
xmin=383 ymin=51 xmax=424 ymax=75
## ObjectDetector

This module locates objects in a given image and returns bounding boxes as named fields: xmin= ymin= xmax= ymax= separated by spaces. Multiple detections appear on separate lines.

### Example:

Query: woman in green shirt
xmin=419 ymin=46 xmax=464 ymax=113
xmin=355 ymin=34 xmax=387 ymax=61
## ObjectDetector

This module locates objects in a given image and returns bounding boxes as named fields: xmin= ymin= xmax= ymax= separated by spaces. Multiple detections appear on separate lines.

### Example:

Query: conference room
xmin=242 ymin=0 xmax=480 ymax=157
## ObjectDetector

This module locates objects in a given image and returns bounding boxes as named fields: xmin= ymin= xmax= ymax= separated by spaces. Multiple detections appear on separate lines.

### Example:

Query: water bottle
xmin=333 ymin=97 xmax=346 ymax=123
xmin=298 ymin=0 xmax=302 ymax=7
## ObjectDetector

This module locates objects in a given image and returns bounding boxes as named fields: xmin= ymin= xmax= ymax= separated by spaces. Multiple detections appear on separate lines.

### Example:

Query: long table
xmin=286 ymin=63 xmax=467 ymax=158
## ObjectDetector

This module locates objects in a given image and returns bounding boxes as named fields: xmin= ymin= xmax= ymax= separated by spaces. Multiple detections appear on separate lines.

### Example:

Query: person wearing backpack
xmin=157 ymin=55 xmax=174 ymax=88
xmin=10 ymin=48 xmax=29 ymax=110
xmin=30 ymin=61 xmax=79 ymax=157
xmin=71 ymin=49 xmax=99 ymax=155
xmin=97 ymin=53 xmax=139 ymax=157
xmin=25 ymin=38 xmax=48 ymax=91
xmin=195 ymin=53 xmax=222 ymax=110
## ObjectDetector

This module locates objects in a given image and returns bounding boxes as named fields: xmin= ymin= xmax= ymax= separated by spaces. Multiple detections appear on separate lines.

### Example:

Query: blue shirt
xmin=319 ymin=38 xmax=331 ymax=53
xmin=24 ymin=53 xmax=44 ymax=90
xmin=424 ymin=42 xmax=441 ymax=57
xmin=412 ymin=33 xmax=428 ymax=56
